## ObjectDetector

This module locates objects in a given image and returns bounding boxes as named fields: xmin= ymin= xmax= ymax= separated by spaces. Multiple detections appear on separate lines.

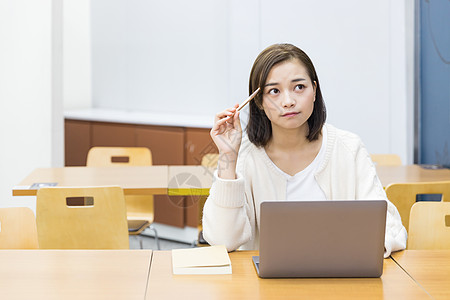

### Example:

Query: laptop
xmin=252 ymin=200 xmax=387 ymax=278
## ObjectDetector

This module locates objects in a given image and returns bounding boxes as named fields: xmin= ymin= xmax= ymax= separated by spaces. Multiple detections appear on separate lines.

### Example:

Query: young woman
xmin=203 ymin=43 xmax=406 ymax=257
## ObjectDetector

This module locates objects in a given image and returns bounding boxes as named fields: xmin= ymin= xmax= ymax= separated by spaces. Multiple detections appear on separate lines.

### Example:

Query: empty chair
xmin=86 ymin=147 xmax=153 ymax=166
xmin=0 ymin=207 xmax=38 ymax=249
xmin=370 ymin=154 xmax=402 ymax=166
xmin=408 ymin=201 xmax=450 ymax=249
xmin=385 ymin=181 xmax=450 ymax=232
xmin=201 ymin=153 xmax=219 ymax=168
xmin=196 ymin=153 xmax=219 ymax=246
xmin=86 ymin=146 xmax=160 ymax=249
xmin=36 ymin=186 xmax=129 ymax=249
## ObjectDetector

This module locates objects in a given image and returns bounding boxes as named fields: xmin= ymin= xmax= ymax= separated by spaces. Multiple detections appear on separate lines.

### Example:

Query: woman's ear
xmin=313 ymin=81 xmax=317 ymax=101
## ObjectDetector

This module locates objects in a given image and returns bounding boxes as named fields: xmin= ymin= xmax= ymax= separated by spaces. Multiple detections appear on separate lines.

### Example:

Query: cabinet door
xmin=136 ymin=125 xmax=185 ymax=227
xmin=136 ymin=126 xmax=184 ymax=165
xmin=91 ymin=122 xmax=136 ymax=146
xmin=184 ymin=128 xmax=217 ymax=228
xmin=185 ymin=128 xmax=217 ymax=165
xmin=65 ymin=120 xmax=91 ymax=166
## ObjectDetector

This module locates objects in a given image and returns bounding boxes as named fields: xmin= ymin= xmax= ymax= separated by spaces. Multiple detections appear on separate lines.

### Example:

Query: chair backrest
xmin=86 ymin=147 xmax=154 ymax=220
xmin=86 ymin=147 xmax=152 ymax=167
xmin=370 ymin=154 xmax=402 ymax=166
xmin=408 ymin=201 xmax=450 ymax=249
xmin=201 ymin=153 xmax=219 ymax=168
xmin=36 ymin=186 xmax=129 ymax=249
xmin=0 ymin=207 xmax=38 ymax=249
xmin=385 ymin=181 xmax=450 ymax=232
xmin=197 ymin=153 xmax=219 ymax=228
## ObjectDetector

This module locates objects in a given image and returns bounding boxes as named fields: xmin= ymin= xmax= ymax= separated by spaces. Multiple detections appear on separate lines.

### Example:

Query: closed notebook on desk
xmin=172 ymin=245 xmax=232 ymax=275
xmin=253 ymin=200 xmax=387 ymax=278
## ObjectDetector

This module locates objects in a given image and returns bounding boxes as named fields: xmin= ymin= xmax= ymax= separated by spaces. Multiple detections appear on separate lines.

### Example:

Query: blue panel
xmin=420 ymin=0 xmax=450 ymax=167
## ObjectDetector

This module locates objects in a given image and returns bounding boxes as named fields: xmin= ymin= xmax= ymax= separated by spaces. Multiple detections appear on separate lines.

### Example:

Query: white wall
xmin=0 ymin=0 xmax=413 ymax=214
xmin=66 ymin=0 xmax=414 ymax=163
xmin=0 ymin=0 xmax=64 ymax=211
xmin=63 ymin=0 xmax=92 ymax=109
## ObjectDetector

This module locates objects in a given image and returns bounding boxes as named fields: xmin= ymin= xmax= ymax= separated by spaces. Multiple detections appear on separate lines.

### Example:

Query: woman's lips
xmin=282 ymin=112 xmax=299 ymax=117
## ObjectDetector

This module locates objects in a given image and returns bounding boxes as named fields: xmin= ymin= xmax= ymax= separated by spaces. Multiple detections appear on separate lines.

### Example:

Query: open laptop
xmin=252 ymin=200 xmax=387 ymax=278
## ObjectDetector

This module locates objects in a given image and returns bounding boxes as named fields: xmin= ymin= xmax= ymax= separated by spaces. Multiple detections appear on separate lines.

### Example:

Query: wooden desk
xmin=170 ymin=165 xmax=450 ymax=194
xmin=0 ymin=250 xmax=152 ymax=300
xmin=12 ymin=166 xmax=168 ymax=196
xmin=14 ymin=165 xmax=449 ymax=197
xmin=391 ymin=250 xmax=450 ymax=299
xmin=169 ymin=165 xmax=450 ymax=193
xmin=376 ymin=165 xmax=450 ymax=187
xmin=146 ymin=251 xmax=430 ymax=299
xmin=12 ymin=165 xmax=214 ymax=197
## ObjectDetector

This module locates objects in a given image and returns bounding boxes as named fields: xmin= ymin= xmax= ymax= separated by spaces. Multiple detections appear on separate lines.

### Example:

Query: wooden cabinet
xmin=135 ymin=126 xmax=185 ymax=165
xmin=65 ymin=120 xmax=91 ymax=166
xmin=64 ymin=119 xmax=216 ymax=228
xmin=91 ymin=122 xmax=136 ymax=147
xmin=185 ymin=127 xmax=216 ymax=165
xmin=136 ymin=125 xmax=185 ymax=227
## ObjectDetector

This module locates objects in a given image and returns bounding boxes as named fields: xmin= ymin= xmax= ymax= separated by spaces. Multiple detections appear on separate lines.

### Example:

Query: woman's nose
xmin=281 ymin=91 xmax=295 ymax=108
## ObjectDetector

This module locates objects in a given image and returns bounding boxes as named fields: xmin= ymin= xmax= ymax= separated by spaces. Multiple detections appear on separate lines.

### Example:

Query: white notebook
xmin=172 ymin=245 xmax=232 ymax=275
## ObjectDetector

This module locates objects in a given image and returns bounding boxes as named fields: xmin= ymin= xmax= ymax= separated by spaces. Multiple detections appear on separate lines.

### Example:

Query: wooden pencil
xmin=236 ymin=87 xmax=261 ymax=112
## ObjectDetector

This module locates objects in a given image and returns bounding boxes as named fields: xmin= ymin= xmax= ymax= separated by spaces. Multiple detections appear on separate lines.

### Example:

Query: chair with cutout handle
xmin=36 ymin=186 xmax=129 ymax=249
xmin=86 ymin=147 xmax=160 ymax=249
xmin=385 ymin=181 xmax=450 ymax=236
xmin=408 ymin=201 xmax=450 ymax=249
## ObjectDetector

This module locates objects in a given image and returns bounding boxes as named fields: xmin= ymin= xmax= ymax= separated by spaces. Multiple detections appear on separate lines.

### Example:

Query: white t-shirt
xmin=268 ymin=126 xmax=328 ymax=200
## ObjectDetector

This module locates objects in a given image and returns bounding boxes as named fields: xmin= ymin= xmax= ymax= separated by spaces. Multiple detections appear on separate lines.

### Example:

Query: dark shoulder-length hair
xmin=247 ymin=43 xmax=326 ymax=147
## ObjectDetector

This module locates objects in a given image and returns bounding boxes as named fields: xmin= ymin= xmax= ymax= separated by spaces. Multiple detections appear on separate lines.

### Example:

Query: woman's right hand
xmin=210 ymin=104 xmax=242 ymax=178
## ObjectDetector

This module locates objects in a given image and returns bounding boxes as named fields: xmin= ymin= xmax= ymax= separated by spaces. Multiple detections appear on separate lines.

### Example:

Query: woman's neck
xmin=264 ymin=123 xmax=323 ymax=176
xmin=266 ymin=123 xmax=310 ymax=153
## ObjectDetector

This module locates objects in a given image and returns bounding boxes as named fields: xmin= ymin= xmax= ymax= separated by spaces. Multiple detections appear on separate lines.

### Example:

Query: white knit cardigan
xmin=202 ymin=123 xmax=407 ymax=258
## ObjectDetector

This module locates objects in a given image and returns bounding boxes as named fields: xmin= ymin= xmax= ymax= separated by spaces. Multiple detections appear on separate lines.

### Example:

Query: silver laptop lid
xmin=258 ymin=200 xmax=387 ymax=278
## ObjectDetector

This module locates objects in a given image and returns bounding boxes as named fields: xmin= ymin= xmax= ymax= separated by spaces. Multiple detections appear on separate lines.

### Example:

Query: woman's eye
xmin=268 ymin=88 xmax=279 ymax=95
xmin=295 ymin=84 xmax=305 ymax=91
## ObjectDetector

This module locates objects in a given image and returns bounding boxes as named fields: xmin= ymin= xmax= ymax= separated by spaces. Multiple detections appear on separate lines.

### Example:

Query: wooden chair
xmin=385 ymin=181 xmax=450 ymax=233
xmin=370 ymin=154 xmax=402 ymax=166
xmin=196 ymin=153 xmax=219 ymax=246
xmin=0 ymin=207 xmax=38 ymax=249
xmin=408 ymin=201 xmax=450 ymax=249
xmin=86 ymin=146 xmax=160 ymax=249
xmin=36 ymin=186 xmax=129 ymax=249
xmin=201 ymin=153 xmax=219 ymax=168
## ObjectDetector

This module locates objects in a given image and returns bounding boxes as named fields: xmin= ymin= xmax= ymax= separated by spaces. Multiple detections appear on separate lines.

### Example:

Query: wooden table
xmin=12 ymin=166 xmax=169 ymax=196
xmin=13 ymin=165 xmax=215 ymax=197
xmin=145 ymin=250 xmax=430 ymax=299
xmin=169 ymin=165 xmax=449 ymax=193
xmin=13 ymin=165 xmax=449 ymax=197
xmin=391 ymin=250 xmax=450 ymax=299
xmin=376 ymin=165 xmax=450 ymax=187
xmin=0 ymin=250 xmax=152 ymax=300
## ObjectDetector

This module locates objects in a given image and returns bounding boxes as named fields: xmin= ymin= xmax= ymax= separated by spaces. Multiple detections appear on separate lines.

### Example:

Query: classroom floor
xmin=129 ymin=235 xmax=196 ymax=250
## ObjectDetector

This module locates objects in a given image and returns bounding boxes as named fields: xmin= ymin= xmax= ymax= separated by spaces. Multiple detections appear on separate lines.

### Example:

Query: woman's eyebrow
xmin=264 ymin=82 xmax=278 ymax=88
xmin=264 ymin=78 xmax=306 ymax=88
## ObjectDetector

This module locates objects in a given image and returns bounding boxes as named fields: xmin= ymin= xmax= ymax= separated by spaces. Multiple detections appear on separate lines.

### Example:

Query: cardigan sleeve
xmin=202 ymin=171 xmax=254 ymax=251
xmin=354 ymin=140 xmax=407 ymax=258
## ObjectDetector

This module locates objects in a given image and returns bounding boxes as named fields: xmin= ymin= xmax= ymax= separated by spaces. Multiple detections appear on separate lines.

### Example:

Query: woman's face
xmin=261 ymin=59 xmax=316 ymax=132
